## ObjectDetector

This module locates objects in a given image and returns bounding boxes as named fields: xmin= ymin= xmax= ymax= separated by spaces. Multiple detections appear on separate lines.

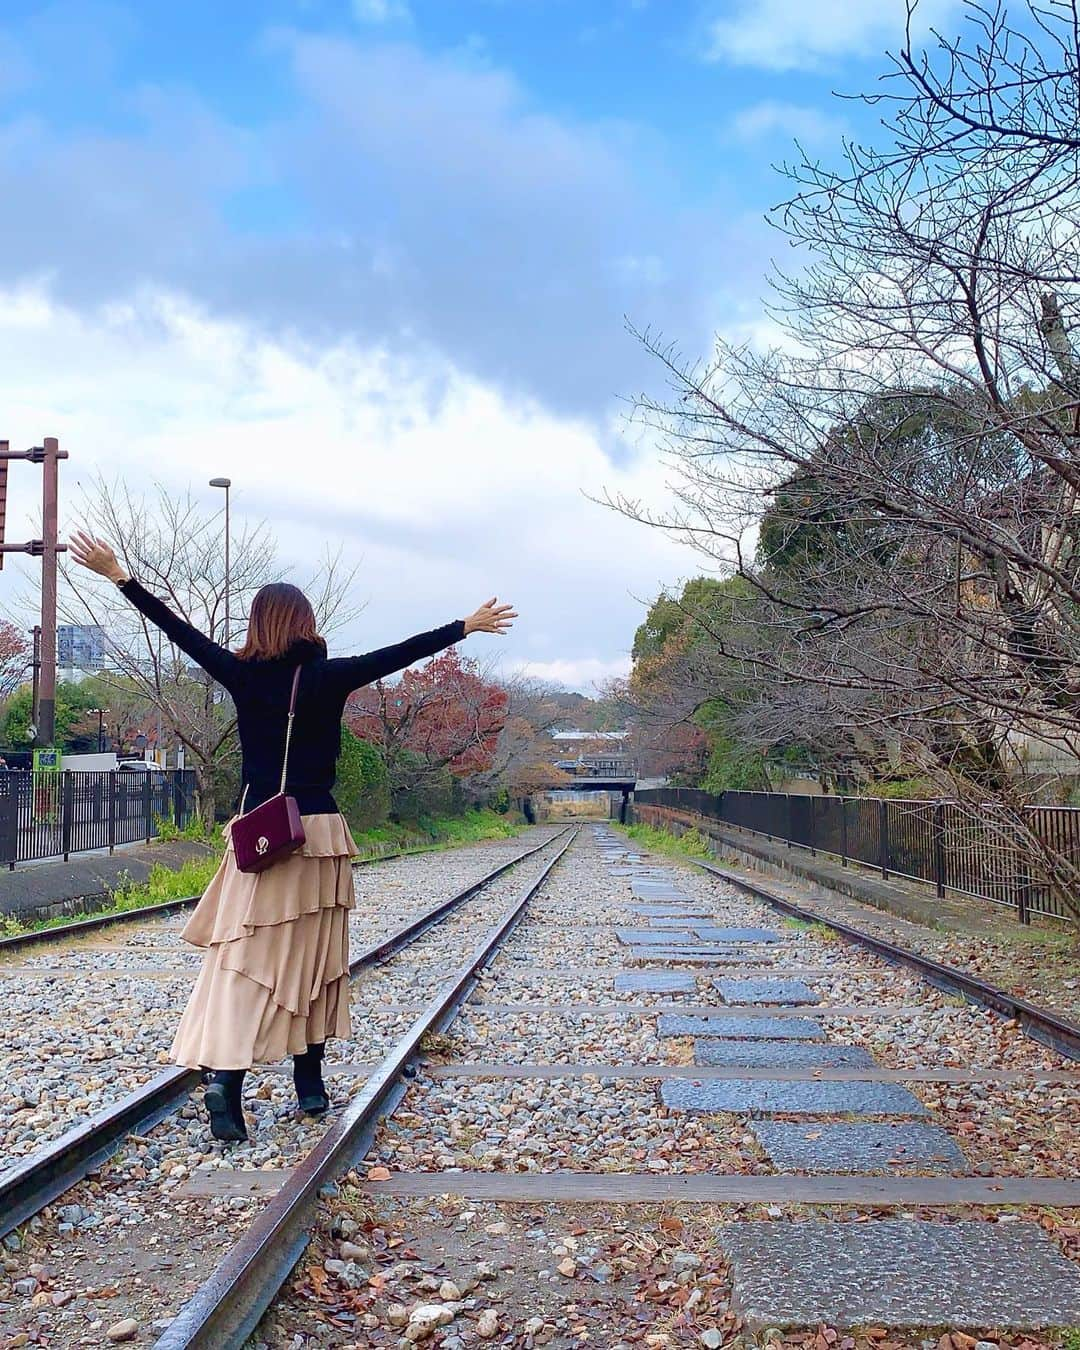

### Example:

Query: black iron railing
xmin=0 ymin=769 xmax=198 ymax=868
xmin=633 ymin=787 xmax=1075 ymax=922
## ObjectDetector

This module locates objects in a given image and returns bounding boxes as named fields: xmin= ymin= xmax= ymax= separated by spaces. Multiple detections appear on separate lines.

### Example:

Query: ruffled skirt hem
xmin=169 ymin=812 xmax=355 ymax=1070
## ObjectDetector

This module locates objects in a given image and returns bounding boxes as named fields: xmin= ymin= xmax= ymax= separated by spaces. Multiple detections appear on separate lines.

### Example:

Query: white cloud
xmin=513 ymin=656 xmax=632 ymax=693
xmin=730 ymin=100 xmax=846 ymax=147
xmin=351 ymin=0 xmax=411 ymax=23
xmin=0 ymin=25 xmax=768 ymax=421
xmin=705 ymin=0 xmax=961 ymax=72
xmin=0 ymin=283 xmax=706 ymax=693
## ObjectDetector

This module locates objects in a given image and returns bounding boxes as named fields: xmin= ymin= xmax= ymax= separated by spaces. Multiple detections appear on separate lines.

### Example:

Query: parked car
xmin=116 ymin=760 xmax=167 ymax=774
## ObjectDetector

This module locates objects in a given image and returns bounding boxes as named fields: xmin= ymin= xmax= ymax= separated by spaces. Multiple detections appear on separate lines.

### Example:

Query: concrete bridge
xmin=535 ymin=777 xmax=637 ymax=823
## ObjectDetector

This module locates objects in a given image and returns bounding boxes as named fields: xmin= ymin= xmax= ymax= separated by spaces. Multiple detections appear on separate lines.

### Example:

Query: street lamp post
xmin=87 ymin=708 xmax=109 ymax=752
xmin=209 ymin=478 xmax=232 ymax=646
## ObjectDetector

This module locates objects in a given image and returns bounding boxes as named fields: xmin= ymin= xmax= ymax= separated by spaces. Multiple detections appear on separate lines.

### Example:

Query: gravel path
xmin=0 ymin=829 xmax=559 ymax=1169
xmin=5 ymin=822 xmax=1078 ymax=1348
xmin=0 ymin=826 xmax=564 ymax=1344
xmin=253 ymin=822 xmax=1080 ymax=1350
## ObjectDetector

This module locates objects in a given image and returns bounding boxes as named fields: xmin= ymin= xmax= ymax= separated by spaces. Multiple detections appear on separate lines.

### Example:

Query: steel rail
xmin=0 ymin=1065 xmax=197 ymax=1238
xmin=0 ymin=894 xmax=203 ymax=955
xmin=0 ymin=827 xmax=569 ymax=1238
xmin=692 ymin=857 xmax=1080 ymax=1062
xmin=154 ymin=827 xmax=579 ymax=1350
xmin=348 ymin=826 xmax=572 ymax=973
xmin=0 ymin=836 xmax=477 ymax=957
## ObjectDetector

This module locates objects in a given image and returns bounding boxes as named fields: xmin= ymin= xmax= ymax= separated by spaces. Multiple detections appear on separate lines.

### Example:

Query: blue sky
xmin=0 ymin=0 xmax=963 ymax=689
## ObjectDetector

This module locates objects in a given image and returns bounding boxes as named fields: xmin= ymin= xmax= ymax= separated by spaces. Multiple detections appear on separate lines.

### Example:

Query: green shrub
xmin=391 ymin=756 xmax=460 ymax=822
xmin=347 ymin=807 xmax=521 ymax=859
xmin=336 ymin=728 xmax=391 ymax=832
xmin=0 ymin=845 xmax=225 ymax=941
xmin=155 ymin=815 xmax=221 ymax=844
xmin=109 ymin=853 xmax=223 ymax=909
xmin=621 ymin=821 xmax=714 ymax=859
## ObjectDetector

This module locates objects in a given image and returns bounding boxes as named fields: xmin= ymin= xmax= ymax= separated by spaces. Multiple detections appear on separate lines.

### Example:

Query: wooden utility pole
xmin=0 ymin=437 xmax=69 ymax=746
xmin=29 ymin=626 xmax=41 ymax=731
xmin=38 ymin=438 xmax=62 ymax=748
xmin=0 ymin=450 xmax=7 ymax=572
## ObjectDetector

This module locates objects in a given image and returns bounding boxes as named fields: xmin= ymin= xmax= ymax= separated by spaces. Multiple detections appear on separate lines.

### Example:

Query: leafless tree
xmin=611 ymin=0 xmax=1080 ymax=922
xmin=62 ymin=477 xmax=361 ymax=823
xmin=476 ymin=675 xmax=573 ymax=798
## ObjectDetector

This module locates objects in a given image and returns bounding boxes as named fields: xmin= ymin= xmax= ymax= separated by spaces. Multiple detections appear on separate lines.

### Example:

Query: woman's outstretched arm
xmin=329 ymin=598 xmax=517 ymax=693
xmin=69 ymin=531 xmax=238 ymax=688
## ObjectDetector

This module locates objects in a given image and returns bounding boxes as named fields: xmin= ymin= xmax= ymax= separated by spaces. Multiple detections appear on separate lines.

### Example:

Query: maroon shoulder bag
xmin=231 ymin=665 xmax=307 ymax=873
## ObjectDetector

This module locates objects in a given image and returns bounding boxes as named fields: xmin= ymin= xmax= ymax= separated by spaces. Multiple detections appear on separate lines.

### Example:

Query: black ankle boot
xmin=204 ymin=1069 xmax=248 ymax=1142
xmin=292 ymin=1043 xmax=329 ymax=1116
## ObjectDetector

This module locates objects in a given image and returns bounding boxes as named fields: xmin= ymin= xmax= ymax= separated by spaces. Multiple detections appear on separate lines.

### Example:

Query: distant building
xmin=58 ymin=624 xmax=106 ymax=672
xmin=550 ymin=729 xmax=634 ymax=777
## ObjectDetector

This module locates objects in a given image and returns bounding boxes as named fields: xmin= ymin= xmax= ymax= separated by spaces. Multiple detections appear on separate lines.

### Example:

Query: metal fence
xmin=633 ymin=787 xmax=1075 ymax=922
xmin=0 ymin=769 xmax=199 ymax=868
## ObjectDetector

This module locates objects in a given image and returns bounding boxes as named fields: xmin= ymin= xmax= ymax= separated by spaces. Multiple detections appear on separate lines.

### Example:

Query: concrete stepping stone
xmin=659 ymin=1013 xmax=825 ymax=1040
xmin=630 ymin=905 xmax=713 ymax=919
xmin=615 ymin=971 xmax=697 ymax=995
xmin=722 ymin=1220 xmax=1080 ymax=1328
xmin=630 ymin=883 xmax=688 ymax=900
xmin=697 ymin=926 xmax=780 ymax=943
xmin=695 ymin=1040 xmax=876 ymax=1069
xmin=616 ymin=927 xmax=698 ymax=945
xmin=628 ymin=948 xmax=764 ymax=965
xmin=640 ymin=904 xmax=709 ymax=915
xmin=716 ymin=978 xmax=818 ymax=1006
xmin=660 ymin=1078 xmax=928 ymax=1116
xmin=752 ymin=1122 xmax=967 ymax=1173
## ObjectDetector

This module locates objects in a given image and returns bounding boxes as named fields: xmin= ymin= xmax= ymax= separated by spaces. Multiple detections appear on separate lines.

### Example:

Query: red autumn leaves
xmin=346 ymin=649 xmax=508 ymax=779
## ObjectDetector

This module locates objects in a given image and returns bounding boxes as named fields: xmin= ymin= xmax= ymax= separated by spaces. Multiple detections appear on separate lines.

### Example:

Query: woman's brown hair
xmin=234 ymin=583 xmax=327 ymax=661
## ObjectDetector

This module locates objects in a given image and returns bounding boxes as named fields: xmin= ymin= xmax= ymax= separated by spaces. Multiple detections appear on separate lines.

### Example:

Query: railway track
xmin=4 ymin=823 xmax=1080 ymax=1346
xmin=691 ymin=856 xmax=1080 ymax=1063
xmin=0 ymin=839 xmax=456 ymax=960
xmin=252 ymin=823 xmax=1080 ymax=1347
xmin=0 ymin=825 xmax=571 ymax=1240
xmin=156 ymin=827 xmax=578 ymax=1348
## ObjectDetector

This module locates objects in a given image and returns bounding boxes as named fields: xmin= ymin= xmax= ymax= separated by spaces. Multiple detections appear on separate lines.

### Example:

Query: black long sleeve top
xmin=118 ymin=578 xmax=466 ymax=815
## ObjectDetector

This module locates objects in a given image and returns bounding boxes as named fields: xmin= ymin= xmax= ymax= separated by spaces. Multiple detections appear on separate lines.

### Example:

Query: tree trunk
xmin=193 ymin=761 xmax=217 ymax=829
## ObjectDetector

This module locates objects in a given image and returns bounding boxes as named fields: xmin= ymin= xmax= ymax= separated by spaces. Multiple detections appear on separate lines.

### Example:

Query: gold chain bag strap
xmin=231 ymin=665 xmax=307 ymax=873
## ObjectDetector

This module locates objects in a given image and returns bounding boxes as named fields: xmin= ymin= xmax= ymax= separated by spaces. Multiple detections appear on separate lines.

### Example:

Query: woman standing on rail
xmin=69 ymin=530 xmax=516 ymax=1142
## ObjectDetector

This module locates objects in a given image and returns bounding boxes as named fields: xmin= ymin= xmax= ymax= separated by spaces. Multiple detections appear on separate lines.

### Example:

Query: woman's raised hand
xmin=463 ymin=598 xmax=517 ymax=637
xmin=68 ymin=530 xmax=129 ymax=585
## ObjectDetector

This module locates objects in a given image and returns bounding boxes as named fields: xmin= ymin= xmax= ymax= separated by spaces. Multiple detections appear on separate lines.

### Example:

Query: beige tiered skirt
xmin=170 ymin=813 xmax=357 ymax=1070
